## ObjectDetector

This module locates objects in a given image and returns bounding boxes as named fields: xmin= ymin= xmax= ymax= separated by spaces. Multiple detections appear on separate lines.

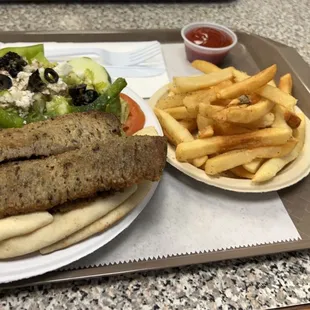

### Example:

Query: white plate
xmin=149 ymin=85 xmax=310 ymax=193
xmin=0 ymin=87 xmax=163 ymax=284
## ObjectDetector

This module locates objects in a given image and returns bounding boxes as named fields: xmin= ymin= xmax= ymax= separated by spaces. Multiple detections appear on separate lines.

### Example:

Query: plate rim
xmin=149 ymin=84 xmax=310 ymax=193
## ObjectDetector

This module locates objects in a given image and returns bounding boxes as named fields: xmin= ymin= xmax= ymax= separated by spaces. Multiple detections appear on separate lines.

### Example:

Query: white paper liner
xmin=62 ymin=165 xmax=300 ymax=270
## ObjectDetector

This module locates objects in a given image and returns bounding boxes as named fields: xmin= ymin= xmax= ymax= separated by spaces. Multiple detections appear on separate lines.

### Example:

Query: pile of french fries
xmin=154 ymin=60 xmax=306 ymax=183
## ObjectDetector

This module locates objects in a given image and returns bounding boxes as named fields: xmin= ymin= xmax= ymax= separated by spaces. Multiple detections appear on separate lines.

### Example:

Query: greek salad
xmin=0 ymin=44 xmax=145 ymax=135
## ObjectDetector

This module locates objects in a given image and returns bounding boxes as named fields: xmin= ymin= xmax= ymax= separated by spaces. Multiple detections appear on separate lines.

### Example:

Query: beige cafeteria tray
xmin=0 ymin=29 xmax=309 ymax=288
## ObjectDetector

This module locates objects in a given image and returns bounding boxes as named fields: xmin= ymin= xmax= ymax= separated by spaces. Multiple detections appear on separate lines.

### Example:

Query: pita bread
xmin=40 ymin=182 xmax=152 ymax=254
xmin=134 ymin=126 xmax=159 ymax=136
xmin=0 ymin=185 xmax=137 ymax=259
xmin=0 ymin=212 xmax=53 ymax=242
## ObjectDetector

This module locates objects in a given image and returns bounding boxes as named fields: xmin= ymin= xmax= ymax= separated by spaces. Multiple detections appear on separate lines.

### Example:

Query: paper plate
xmin=149 ymin=85 xmax=310 ymax=193
xmin=0 ymin=87 xmax=163 ymax=284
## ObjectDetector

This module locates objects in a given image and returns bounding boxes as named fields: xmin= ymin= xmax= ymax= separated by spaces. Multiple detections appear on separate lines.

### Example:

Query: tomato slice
xmin=121 ymin=93 xmax=145 ymax=136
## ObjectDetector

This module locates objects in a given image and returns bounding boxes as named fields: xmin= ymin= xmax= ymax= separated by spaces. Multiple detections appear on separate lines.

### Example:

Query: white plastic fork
xmin=48 ymin=42 xmax=162 ymax=66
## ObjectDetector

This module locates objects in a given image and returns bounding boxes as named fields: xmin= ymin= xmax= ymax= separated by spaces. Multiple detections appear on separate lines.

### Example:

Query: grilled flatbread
xmin=0 ymin=185 xmax=137 ymax=259
xmin=41 ymin=182 xmax=152 ymax=254
xmin=0 ymin=212 xmax=53 ymax=242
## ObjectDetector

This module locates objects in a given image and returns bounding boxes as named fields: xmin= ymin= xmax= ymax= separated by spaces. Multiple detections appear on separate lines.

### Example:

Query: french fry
xmin=272 ymin=105 xmax=290 ymax=129
xmin=196 ymin=114 xmax=214 ymax=131
xmin=173 ymin=67 xmax=233 ymax=93
xmin=212 ymin=99 xmax=231 ymax=106
xmin=183 ymin=81 xmax=234 ymax=117
xmin=253 ymin=113 xmax=305 ymax=183
xmin=191 ymin=60 xmax=222 ymax=73
xmin=200 ymin=80 xmax=235 ymax=103
xmin=163 ymin=129 xmax=177 ymax=146
xmin=257 ymin=85 xmax=297 ymax=111
xmin=248 ymin=93 xmax=262 ymax=104
xmin=195 ymin=62 xmax=276 ymax=89
xmin=269 ymin=80 xmax=277 ymax=87
xmin=227 ymin=94 xmax=260 ymax=107
xmin=179 ymin=119 xmax=197 ymax=132
xmin=191 ymin=155 xmax=208 ymax=168
xmin=277 ymin=74 xmax=301 ymax=128
xmin=199 ymin=102 xmax=225 ymax=119
xmin=156 ymin=93 xmax=186 ymax=109
xmin=284 ymin=109 xmax=301 ymax=129
xmin=183 ymin=95 xmax=202 ymax=118
xmin=230 ymin=166 xmax=255 ymax=179
xmin=158 ymin=63 xmax=303 ymax=184
xmin=243 ymin=112 xmax=274 ymax=129
xmin=212 ymin=99 xmax=274 ymax=124
xmin=243 ymin=159 xmax=264 ymax=173
xmin=198 ymin=125 xmax=214 ymax=138
xmin=168 ymin=82 xmax=182 ymax=94
xmin=164 ymin=106 xmax=195 ymax=120
xmin=227 ymin=98 xmax=241 ymax=107
xmin=272 ymin=103 xmax=301 ymax=130
xmin=213 ymin=122 xmax=252 ymax=135
xmin=278 ymin=73 xmax=293 ymax=95
xmin=154 ymin=108 xmax=194 ymax=146
xmin=205 ymin=139 xmax=297 ymax=175
xmin=217 ymin=65 xmax=277 ymax=100
xmin=271 ymin=77 xmax=300 ymax=129
xmin=176 ymin=127 xmax=292 ymax=161
xmin=233 ymin=69 xmax=297 ymax=110
xmin=258 ymin=85 xmax=297 ymax=111
xmin=212 ymin=80 xmax=234 ymax=91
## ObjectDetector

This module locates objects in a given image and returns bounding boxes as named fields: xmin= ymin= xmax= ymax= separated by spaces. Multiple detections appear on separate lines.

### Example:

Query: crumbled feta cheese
xmin=0 ymin=59 xmax=71 ymax=114
xmin=54 ymin=62 xmax=73 ymax=77
xmin=23 ymin=59 xmax=41 ymax=73
xmin=0 ymin=87 xmax=34 ymax=111
xmin=0 ymin=91 xmax=14 ymax=104
xmin=43 ymin=78 xmax=68 ymax=95
xmin=15 ymin=71 xmax=32 ymax=91
xmin=9 ymin=87 xmax=34 ymax=110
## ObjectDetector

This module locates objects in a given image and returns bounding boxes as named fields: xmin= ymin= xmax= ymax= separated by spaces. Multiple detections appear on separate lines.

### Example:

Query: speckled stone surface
xmin=0 ymin=1 xmax=310 ymax=309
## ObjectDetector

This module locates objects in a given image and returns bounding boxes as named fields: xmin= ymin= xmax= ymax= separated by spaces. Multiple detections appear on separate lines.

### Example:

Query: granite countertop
xmin=1 ymin=0 xmax=310 ymax=309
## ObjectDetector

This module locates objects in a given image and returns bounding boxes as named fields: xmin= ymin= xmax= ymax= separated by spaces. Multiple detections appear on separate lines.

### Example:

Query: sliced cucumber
xmin=68 ymin=57 xmax=111 ymax=93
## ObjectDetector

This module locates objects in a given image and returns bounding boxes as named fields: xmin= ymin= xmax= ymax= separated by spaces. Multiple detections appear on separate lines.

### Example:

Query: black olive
xmin=0 ymin=52 xmax=28 ymax=78
xmin=44 ymin=68 xmax=59 ymax=84
xmin=27 ymin=70 xmax=45 ymax=93
xmin=0 ymin=74 xmax=12 ymax=90
xmin=69 ymin=84 xmax=98 ymax=106
xmin=84 ymin=89 xmax=98 ymax=103
xmin=69 ymin=84 xmax=87 ymax=98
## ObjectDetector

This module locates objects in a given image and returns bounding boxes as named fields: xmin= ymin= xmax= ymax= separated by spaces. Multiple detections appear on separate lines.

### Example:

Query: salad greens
xmin=0 ymin=44 xmax=44 ymax=62
xmin=0 ymin=44 xmax=127 ymax=128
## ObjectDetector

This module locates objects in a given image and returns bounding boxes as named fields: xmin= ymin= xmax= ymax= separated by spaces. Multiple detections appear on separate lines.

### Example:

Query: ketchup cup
xmin=181 ymin=22 xmax=238 ymax=65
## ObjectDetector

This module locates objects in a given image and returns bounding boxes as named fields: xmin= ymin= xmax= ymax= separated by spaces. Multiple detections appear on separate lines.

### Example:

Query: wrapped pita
xmin=40 ymin=182 xmax=152 ymax=254
xmin=0 ymin=185 xmax=137 ymax=259
xmin=134 ymin=126 xmax=159 ymax=136
xmin=0 ymin=212 xmax=53 ymax=242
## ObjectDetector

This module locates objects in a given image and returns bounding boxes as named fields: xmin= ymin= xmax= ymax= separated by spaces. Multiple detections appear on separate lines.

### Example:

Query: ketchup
xmin=185 ymin=27 xmax=233 ymax=48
